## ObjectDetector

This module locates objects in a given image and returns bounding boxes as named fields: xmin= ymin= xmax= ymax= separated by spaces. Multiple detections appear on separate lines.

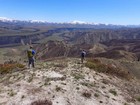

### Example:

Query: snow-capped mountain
xmin=28 ymin=20 xmax=47 ymax=23
xmin=0 ymin=17 xmax=47 ymax=23
xmin=70 ymin=20 xmax=100 ymax=25
xmin=0 ymin=17 xmax=139 ymax=28
xmin=0 ymin=17 xmax=15 ymax=22
xmin=0 ymin=17 xmax=110 ymax=25
xmin=70 ymin=20 xmax=89 ymax=24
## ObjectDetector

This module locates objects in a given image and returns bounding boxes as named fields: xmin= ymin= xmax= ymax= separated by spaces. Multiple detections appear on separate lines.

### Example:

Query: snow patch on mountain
xmin=0 ymin=17 xmax=139 ymax=27
xmin=0 ymin=17 xmax=14 ymax=22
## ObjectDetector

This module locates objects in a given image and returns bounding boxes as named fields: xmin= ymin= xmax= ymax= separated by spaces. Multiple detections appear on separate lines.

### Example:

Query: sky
xmin=0 ymin=0 xmax=140 ymax=25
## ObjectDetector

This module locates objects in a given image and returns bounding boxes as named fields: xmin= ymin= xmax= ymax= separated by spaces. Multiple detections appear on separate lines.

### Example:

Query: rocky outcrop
xmin=0 ymin=30 xmax=56 ymax=46
xmin=1 ymin=27 xmax=140 ymax=47
xmin=64 ymin=28 xmax=140 ymax=44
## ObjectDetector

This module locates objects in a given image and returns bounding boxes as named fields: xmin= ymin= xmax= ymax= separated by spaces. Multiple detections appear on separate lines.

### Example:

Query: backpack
xmin=81 ymin=51 xmax=86 ymax=57
xmin=27 ymin=49 xmax=33 ymax=58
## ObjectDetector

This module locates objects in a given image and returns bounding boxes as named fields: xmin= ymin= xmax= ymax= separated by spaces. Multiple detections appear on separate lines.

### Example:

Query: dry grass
xmin=53 ymin=63 xmax=68 ymax=68
xmin=0 ymin=63 xmax=25 ymax=74
xmin=27 ymin=87 xmax=42 ymax=95
xmin=30 ymin=99 xmax=52 ymax=105
xmin=71 ymin=72 xmax=84 ymax=80
xmin=85 ymin=58 xmax=132 ymax=80
xmin=81 ymin=82 xmax=95 ymax=88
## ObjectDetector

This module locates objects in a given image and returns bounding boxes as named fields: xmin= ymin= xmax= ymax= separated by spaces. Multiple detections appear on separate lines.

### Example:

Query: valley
xmin=0 ymin=20 xmax=140 ymax=105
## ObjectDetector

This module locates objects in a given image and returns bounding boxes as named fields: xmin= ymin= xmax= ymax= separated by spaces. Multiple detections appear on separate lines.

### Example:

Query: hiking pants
xmin=28 ymin=57 xmax=35 ymax=68
xmin=81 ymin=56 xmax=85 ymax=63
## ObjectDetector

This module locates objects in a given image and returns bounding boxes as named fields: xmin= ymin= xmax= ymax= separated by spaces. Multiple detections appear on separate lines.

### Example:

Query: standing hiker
xmin=27 ymin=45 xmax=35 ymax=68
xmin=81 ymin=50 xmax=86 ymax=63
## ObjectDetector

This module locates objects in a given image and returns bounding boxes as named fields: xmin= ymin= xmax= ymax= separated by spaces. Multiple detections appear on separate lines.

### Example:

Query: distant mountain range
xmin=0 ymin=17 xmax=140 ymax=29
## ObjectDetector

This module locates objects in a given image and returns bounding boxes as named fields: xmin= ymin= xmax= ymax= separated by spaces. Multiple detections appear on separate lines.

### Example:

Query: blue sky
xmin=0 ymin=0 xmax=140 ymax=25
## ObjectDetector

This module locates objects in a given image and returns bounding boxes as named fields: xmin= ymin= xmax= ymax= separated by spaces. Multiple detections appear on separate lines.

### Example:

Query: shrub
xmin=85 ymin=58 xmax=107 ymax=73
xmin=94 ymin=93 xmax=99 ymax=97
xmin=0 ymin=63 xmax=25 ymax=74
xmin=16 ymin=63 xmax=25 ymax=68
xmin=102 ymin=79 xmax=108 ymax=84
xmin=76 ymin=87 xmax=80 ymax=90
xmin=82 ymin=91 xmax=92 ymax=98
xmin=109 ymin=89 xmax=117 ymax=96
xmin=55 ymin=86 xmax=62 ymax=92
xmin=28 ymin=76 xmax=33 ymax=83
xmin=81 ymin=82 xmax=95 ymax=87
xmin=7 ymin=90 xmax=17 ymax=97
xmin=85 ymin=58 xmax=132 ymax=80
xmin=72 ymin=73 xmax=84 ymax=80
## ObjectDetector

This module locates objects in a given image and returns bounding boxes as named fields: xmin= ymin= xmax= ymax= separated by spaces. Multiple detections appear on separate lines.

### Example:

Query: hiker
xmin=27 ymin=45 xmax=35 ymax=68
xmin=81 ymin=50 xmax=86 ymax=63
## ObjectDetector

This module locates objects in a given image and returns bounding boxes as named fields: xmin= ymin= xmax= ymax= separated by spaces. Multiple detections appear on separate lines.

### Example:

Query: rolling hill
xmin=0 ymin=18 xmax=140 ymax=105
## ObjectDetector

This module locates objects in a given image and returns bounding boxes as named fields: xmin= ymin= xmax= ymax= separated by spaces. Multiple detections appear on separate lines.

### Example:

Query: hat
xmin=30 ymin=45 xmax=33 ymax=48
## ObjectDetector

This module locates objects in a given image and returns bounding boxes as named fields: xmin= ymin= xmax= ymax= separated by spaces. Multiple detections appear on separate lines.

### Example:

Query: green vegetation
xmin=44 ymin=78 xmax=51 ymax=86
xmin=124 ymin=103 xmax=129 ymax=105
xmin=94 ymin=93 xmax=99 ymax=97
xmin=85 ymin=58 xmax=108 ymax=73
xmin=8 ymin=90 xmax=17 ymax=97
xmin=27 ymin=76 xmax=33 ymax=83
xmin=136 ymin=96 xmax=140 ymax=102
xmin=109 ymin=89 xmax=117 ymax=96
xmin=71 ymin=73 xmax=84 ymax=80
xmin=85 ymin=58 xmax=132 ymax=80
xmin=81 ymin=82 xmax=95 ymax=88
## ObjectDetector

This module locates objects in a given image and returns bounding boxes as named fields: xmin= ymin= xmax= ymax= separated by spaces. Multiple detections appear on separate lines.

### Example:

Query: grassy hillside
xmin=0 ymin=58 xmax=139 ymax=105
